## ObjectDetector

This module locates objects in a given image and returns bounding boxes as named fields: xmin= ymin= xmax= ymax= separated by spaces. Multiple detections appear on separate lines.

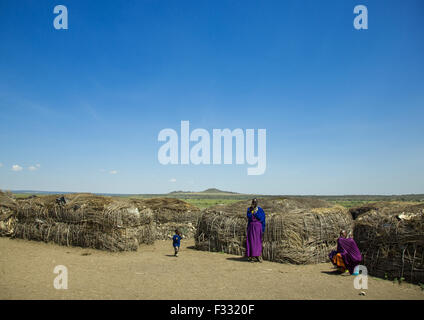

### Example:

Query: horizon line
xmin=2 ymin=188 xmax=424 ymax=197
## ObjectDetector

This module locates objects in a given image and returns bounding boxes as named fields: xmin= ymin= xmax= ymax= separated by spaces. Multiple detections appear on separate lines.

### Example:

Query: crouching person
xmin=329 ymin=230 xmax=362 ymax=275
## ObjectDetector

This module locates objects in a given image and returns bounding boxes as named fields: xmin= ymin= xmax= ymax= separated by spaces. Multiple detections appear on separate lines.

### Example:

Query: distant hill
xmin=169 ymin=188 xmax=239 ymax=195
xmin=168 ymin=190 xmax=191 ymax=194
xmin=201 ymin=188 xmax=239 ymax=194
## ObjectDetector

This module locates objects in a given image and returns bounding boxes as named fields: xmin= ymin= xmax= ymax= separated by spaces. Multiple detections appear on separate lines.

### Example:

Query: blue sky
xmin=0 ymin=0 xmax=423 ymax=195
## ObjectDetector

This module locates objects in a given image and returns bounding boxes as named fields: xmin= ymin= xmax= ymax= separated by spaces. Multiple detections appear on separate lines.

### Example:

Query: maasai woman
xmin=329 ymin=230 xmax=362 ymax=275
xmin=246 ymin=198 xmax=266 ymax=262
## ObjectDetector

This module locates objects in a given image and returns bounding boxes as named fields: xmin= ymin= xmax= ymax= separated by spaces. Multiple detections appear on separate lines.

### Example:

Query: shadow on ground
xmin=321 ymin=270 xmax=343 ymax=275
xmin=226 ymin=257 xmax=250 ymax=263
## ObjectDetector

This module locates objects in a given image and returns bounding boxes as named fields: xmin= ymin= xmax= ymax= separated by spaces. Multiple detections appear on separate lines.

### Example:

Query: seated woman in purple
xmin=246 ymin=198 xmax=266 ymax=262
xmin=329 ymin=230 xmax=362 ymax=275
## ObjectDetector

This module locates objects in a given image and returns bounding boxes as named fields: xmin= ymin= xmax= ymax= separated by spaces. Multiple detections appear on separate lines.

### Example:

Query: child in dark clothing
xmin=172 ymin=229 xmax=182 ymax=257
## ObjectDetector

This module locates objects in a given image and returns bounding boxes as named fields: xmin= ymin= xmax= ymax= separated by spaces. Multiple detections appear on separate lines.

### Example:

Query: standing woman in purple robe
xmin=246 ymin=198 xmax=266 ymax=262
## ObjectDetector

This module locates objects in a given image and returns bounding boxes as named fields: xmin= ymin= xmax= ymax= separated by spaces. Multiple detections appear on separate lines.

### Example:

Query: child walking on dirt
xmin=172 ymin=229 xmax=182 ymax=257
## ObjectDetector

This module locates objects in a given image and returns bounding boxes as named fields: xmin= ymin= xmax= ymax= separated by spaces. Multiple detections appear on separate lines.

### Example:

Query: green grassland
xmin=183 ymin=198 xmax=241 ymax=209
xmin=9 ymin=190 xmax=424 ymax=210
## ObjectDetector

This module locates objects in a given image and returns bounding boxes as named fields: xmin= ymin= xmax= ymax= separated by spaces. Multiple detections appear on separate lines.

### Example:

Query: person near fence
xmin=329 ymin=230 xmax=362 ymax=275
xmin=173 ymin=229 xmax=182 ymax=257
xmin=246 ymin=198 xmax=266 ymax=262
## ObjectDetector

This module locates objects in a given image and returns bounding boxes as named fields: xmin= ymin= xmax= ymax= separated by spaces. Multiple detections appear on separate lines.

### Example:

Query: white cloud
xmin=12 ymin=165 xmax=23 ymax=172
xmin=28 ymin=164 xmax=41 ymax=171
xmin=0 ymin=162 xmax=3 ymax=167
xmin=169 ymin=178 xmax=177 ymax=183
xmin=109 ymin=170 xmax=118 ymax=175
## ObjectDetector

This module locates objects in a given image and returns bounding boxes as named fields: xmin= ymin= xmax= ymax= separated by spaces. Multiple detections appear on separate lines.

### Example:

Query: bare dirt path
xmin=0 ymin=237 xmax=423 ymax=300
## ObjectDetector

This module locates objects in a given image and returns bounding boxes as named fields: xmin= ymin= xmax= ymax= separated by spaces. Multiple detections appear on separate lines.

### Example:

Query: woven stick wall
xmin=8 ymin=193 xmax=155 ymax=251
xmin=352 ymin=202 xmax=424 ymax=284
xmin=195 ymin=198 xmax=353 ymax=264
xmin=142 ymin=198 xmax=201 ymax=239
xmin=0 ymin=191 xmax=17 ymax=236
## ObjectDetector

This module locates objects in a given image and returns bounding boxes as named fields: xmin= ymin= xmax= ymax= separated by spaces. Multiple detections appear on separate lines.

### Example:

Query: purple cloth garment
xmin=330 ymin=237 xmax=363 ymax=274
xmin=246 ymin=214 xmax=263 ymax=257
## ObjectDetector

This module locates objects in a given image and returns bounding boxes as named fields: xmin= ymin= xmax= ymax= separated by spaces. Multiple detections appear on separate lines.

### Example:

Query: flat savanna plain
xmin=12 ymin=190 xmax=424 ymax=209
xmin=2 ymin=191 xmax=424 ymax=299
xmin=1 ymin=237 xmax=423 ymax=300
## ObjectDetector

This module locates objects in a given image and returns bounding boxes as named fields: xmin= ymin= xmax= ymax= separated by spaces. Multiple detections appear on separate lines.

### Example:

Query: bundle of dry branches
xmin=142 ymin=197 xmax=200 ymax=239
xmin=0 ymin=191 xmax=17 ymax=236
xmin=195 ymin=198 xmax=353 ymax=264
xmin=1 ymin=192 xmax=201 ymax=250
xmin=353 ymin=202 xmax=424 ymax=283
xmin=4 ymin=193 xmax=155 ymax=251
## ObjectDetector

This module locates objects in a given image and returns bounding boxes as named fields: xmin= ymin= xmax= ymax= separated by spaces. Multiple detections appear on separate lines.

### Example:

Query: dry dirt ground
xmin=0 ymin=237 xmax=423 ymax=300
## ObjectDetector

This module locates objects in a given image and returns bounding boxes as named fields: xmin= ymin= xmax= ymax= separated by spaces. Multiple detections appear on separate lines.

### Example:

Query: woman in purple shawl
xmin=329 ymin=230 xmax=362 ymax=275
xmin=246 ymin=198 xmax=266 ymax=262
